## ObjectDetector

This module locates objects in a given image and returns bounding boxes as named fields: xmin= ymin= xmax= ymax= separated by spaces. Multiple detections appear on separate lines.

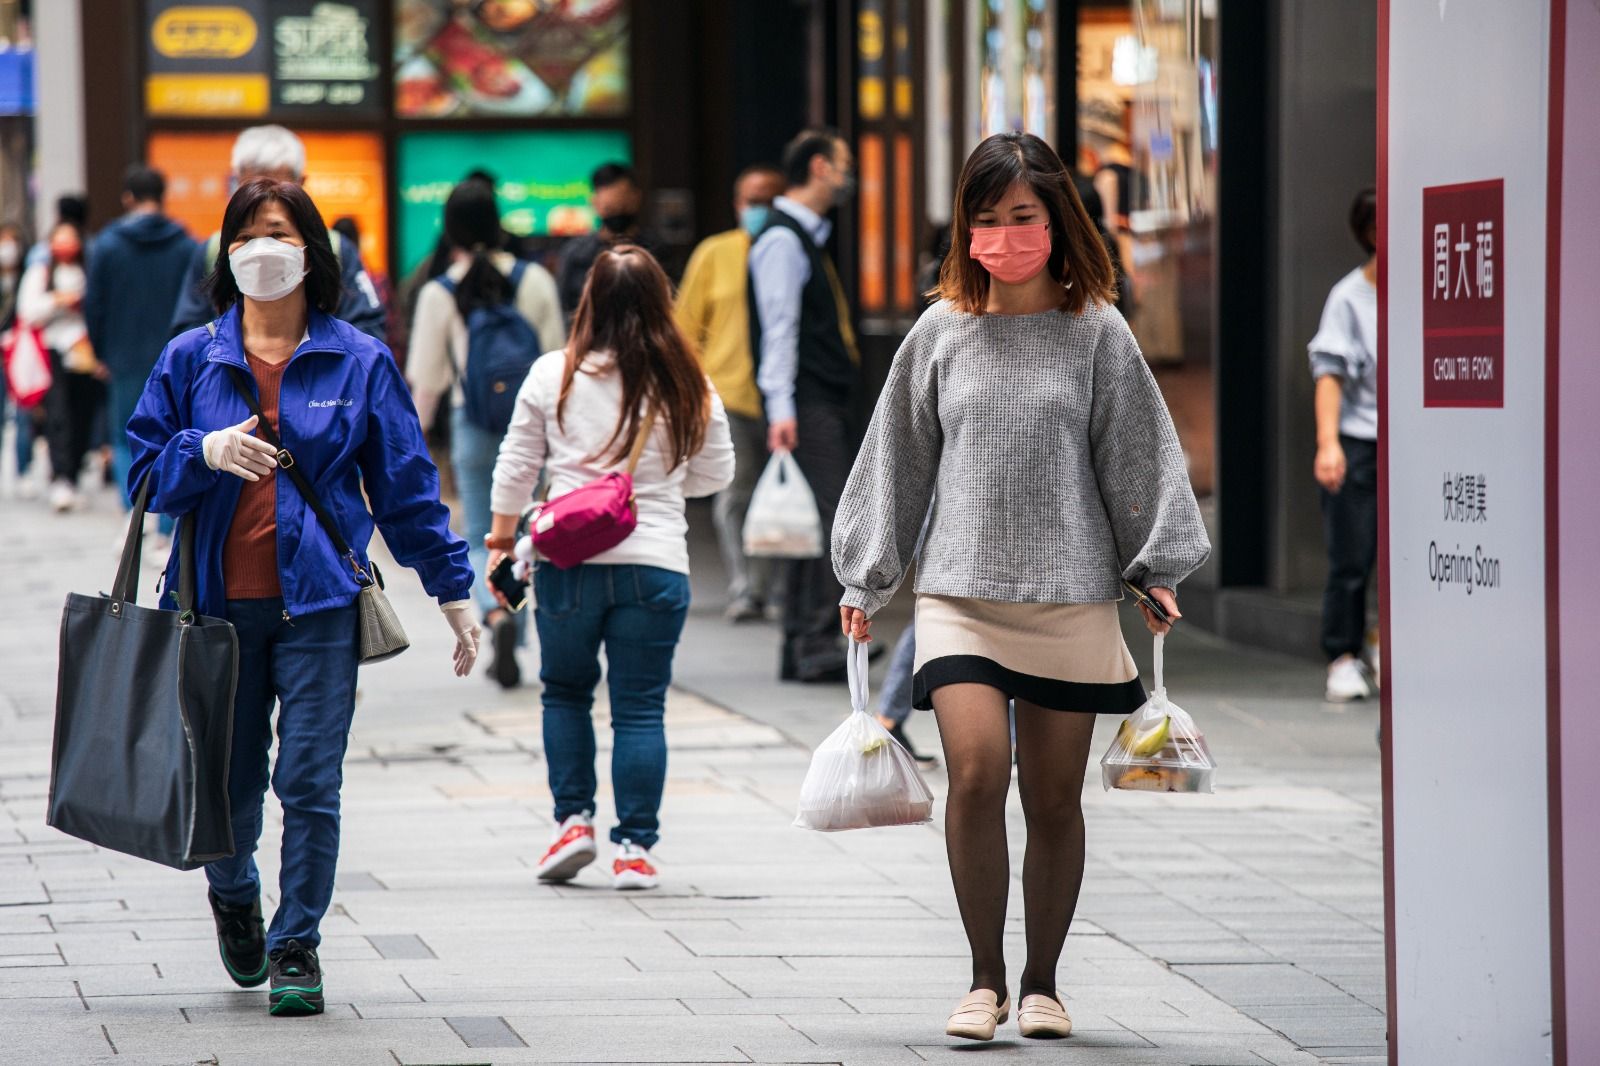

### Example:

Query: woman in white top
xmin=407 ymin=180 xmax=563 ymax=687
xmin=18 ymin=221 xmax=101 ymax=512
xmin=486 ymin=246 xmax=734 ymax=891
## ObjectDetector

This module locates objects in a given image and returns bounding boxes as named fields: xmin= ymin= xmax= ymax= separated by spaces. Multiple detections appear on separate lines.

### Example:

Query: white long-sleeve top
xmin=17 ymin=262 xmax=88 ymax=353
xmin=406 ymin=251 xmax=565 ymax=430
xmin=491 ymin=349 xmax=736 ymax=574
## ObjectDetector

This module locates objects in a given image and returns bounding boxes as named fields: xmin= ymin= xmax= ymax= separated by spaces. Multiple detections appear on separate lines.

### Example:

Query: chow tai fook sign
xmin=1383 ymin=1 xmax=1599 ymax=1064
xmin=145 ymin=1 xmax=382 ymax=118
xmin=1422 ymin=179 xmax=1503 ymax=407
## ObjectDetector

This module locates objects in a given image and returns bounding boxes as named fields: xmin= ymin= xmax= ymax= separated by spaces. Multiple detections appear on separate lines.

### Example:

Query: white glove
xmin=442 ymin=600 xmax=480 ymax=677
xmin=202 ymin=416 xmax=278 ymax=481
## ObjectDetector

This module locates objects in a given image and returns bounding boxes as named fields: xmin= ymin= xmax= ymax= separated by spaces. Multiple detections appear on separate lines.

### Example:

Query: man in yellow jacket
xmin=676 ymin=164 xmax=786 ymax=622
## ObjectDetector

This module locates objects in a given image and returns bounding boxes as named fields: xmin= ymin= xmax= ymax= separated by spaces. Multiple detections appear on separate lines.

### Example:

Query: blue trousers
xmin=110 ymin=371 xmax=172 ymax=531
xmin=534 ymin=563 xmax=690 ymax=849
xmin=877 ymin=626 xmax=918 ymax=727
xmin=206 ymin=599 xmax=359 ymax=950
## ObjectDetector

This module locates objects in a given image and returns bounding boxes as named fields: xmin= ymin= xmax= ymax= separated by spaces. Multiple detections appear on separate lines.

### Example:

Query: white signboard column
xmin=1380 ymin=1 xmax=1552 ymax=1063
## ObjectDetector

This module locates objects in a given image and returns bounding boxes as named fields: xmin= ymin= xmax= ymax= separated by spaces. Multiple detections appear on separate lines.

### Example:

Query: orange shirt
xmin=221 ymin=354 xmax=288 ymax=600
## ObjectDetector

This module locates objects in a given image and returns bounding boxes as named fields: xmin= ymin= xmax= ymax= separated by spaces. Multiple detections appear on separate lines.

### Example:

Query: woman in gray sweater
xmin=833 ymin=132 xmax=1209 ymax=1042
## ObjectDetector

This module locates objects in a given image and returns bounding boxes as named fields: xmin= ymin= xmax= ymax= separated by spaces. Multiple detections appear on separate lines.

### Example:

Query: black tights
xmin=932 ymin=684 xmax=1096 ymax=1000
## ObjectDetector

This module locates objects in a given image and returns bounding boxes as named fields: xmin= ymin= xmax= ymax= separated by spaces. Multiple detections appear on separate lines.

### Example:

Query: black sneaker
xmin=490 ymin=613 xmax=520 ymax=689
xmin=268 ymin=939 xmax=324 ymax=1016
xmin=208 ymin=889 xmax=268 ymax=988
xmin=888 ymin=721 xmax=939 ymax=768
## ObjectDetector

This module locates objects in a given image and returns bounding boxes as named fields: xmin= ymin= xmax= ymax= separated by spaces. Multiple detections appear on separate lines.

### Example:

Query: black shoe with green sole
xmin=208 ymin=890 xmax=268 ymax=988
xmin=268 ymin=939 xmax=324 ymax=1016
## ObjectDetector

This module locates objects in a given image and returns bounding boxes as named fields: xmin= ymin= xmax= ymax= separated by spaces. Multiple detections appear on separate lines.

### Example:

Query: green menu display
xmin=396 ymin=129 xmax=632 ymax=276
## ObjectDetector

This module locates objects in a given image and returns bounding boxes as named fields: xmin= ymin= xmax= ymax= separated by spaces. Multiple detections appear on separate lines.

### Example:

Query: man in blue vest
xmin=168 ymin=125 xmax=385 ymax=341
xmin=747 ymin=129 xmax=861 ymax=683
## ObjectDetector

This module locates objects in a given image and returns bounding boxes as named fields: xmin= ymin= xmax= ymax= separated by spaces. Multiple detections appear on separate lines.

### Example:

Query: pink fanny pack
xmin=526 ymin=409 xmax=657 ymax=570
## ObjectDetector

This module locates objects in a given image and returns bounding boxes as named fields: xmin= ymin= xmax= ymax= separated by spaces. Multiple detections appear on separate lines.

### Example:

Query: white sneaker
xmin=612 ymin=840 xmax=659 ymax=891
xmin=1326 ymin=654 xmax=1374 ymax=702
xmin=535 ymin=814 xmax=597 ymax=882
xmin=15 ymin=476 xmax=39 ymax=500
xmin=1364 ymin=627 xmax=1382 ymax=688
xmin=49 ymin=480 xmax=77 ymax=512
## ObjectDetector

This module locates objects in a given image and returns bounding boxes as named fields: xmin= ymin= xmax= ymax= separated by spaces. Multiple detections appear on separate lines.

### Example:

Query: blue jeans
xmin=449 ymin=406 xmax=502 ymax=619
xmin=9 ymin=395 xmax=38 ymax=476
xmin=878 ymin=626 xmax=918 ymax=727
xmin=206 ymin=599 xmax=360 ymax=951
xmin=535 ymin=563 xmax=690 ymax=849
xmin=109 ymin=371 xmax=172 ymax=531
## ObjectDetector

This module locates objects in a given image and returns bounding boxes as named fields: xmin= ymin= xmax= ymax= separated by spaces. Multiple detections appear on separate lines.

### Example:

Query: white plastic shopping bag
xmin=1100 ymin=634 xmax=1217 ymax=793
xmin=743 ymin=450 xmax=823 ymax=559
xmin=794 ymin=640 xmax=935 ymax=831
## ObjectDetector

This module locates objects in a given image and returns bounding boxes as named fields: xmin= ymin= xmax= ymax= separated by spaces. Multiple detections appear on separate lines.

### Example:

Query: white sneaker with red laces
xmin=536 ymin=814 xmax=597 ymax=882
xmin=611 ymin=840 xmax=659 ymax=891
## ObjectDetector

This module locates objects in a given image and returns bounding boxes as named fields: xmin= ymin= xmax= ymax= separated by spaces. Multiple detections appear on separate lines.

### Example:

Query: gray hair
xmin=231 ymin=125 xmax=306 ymax=180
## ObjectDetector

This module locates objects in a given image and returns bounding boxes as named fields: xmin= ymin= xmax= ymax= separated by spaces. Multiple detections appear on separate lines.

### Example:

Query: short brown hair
xmin=934 ymin=132 xmax=1115 ymax=315
xmin=207 ymin=177 xmax=341 ymax=315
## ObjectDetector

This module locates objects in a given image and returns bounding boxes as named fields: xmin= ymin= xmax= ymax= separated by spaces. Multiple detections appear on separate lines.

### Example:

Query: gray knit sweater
xmin=833 ymin=300 xmax=1210 ymax=617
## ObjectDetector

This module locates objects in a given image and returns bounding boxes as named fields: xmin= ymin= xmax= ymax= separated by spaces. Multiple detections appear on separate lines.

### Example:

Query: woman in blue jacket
xmin=126 ymin=177 xmax=478 ymax=1018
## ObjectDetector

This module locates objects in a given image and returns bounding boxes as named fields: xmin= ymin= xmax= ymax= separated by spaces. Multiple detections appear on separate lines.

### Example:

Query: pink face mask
xmin=969 ymin=222 xmax=1051 ymax=284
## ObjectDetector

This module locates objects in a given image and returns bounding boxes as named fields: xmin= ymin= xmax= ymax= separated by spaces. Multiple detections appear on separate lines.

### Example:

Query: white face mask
xmin=229 ymin=237 xmax=307 ymax=303
xmin=0 ymin=241 xmax=18 ymax=269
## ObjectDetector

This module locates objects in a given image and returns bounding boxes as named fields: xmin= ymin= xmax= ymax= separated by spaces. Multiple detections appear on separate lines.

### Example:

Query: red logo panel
xmin=1421 ymin=179 xmax=1504 ymax=408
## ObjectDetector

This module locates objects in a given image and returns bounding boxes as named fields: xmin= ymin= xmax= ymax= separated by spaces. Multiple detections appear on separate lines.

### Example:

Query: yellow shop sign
xmin=151 ymin=6 xmax=259 ymax=60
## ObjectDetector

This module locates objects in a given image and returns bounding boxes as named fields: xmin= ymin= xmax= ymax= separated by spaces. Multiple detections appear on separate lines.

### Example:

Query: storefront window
xmin=393 ymin=0 xmax=628 ymax=119
xmin=967 ymin=0 xmax=1055 ymax=150
xmin=1077 ymin=0 xmax=1217 ymax=498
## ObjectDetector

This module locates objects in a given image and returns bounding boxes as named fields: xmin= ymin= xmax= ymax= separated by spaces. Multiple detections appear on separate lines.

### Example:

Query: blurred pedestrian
xmin=26 ymin=194 xmax=87 ymax=270
xmin=834 ymin=132 xmax=1209 ymax=1041
xmin=168 ymin=126 xmax=386 ymax=341
xmin=1310 ymin=187 xmax=1380 ymax=702
xmin=485 ymin=246 xmax=734 ymax=891
xmin=330 ymin=216 xmax=400 ymax=367
xmin=555 ymin=162 xmax=666 ymax=316
xmin=19 ymin=219 xmax=102 ymax=512
xmin=85 ymin=165 xmax=198 ymax=530
xmin=0 ymin=219 xmax=42 ymax=495
xmin=126 ymin=177 xmax=477 ymax=1017
xmin=749 ymin=129 xmax=860 ymax=683
xmin=674 ymin=162 xmax=786 ymax=622
xmin=407 ymin=179 xmax=563 ymax=688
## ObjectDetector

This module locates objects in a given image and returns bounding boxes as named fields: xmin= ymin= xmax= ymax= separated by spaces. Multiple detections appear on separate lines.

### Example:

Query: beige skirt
xmin=912 ymin=594 xmax=1146 ymax=714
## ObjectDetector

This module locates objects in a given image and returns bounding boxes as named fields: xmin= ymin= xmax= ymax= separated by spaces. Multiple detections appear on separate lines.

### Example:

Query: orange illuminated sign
xmin=858 ymin=134 xmax=887 ymax=312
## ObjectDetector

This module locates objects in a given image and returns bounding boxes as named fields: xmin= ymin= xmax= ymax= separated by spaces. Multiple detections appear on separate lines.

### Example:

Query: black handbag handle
xmin=222 ymin=362 xmax=373 ymax=587
xmin=111 ymin=474 xmax=198 ymax=618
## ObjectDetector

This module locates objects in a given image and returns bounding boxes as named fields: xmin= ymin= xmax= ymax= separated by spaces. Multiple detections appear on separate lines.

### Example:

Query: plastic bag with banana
xmin=794 ymin=640 xmax=935 ymax=831
xmin=1100 ymin=633 xmax=1216 ymax=793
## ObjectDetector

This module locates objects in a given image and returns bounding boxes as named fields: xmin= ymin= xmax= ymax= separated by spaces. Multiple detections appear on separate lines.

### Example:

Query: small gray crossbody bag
xmin=222 ymin=358 xmax=410 ymax=664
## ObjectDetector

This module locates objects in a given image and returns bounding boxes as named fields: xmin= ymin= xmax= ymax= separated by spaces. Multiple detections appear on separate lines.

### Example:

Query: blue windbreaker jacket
xmin=126 ymin=306 xmax=473 ymax=621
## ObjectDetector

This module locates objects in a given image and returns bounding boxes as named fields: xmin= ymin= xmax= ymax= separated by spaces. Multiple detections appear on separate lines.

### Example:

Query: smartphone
xmin=1122 ymin=579 xmax=1174 ymax=628
xmin=489 ymin=556 xmax=530 ymax=612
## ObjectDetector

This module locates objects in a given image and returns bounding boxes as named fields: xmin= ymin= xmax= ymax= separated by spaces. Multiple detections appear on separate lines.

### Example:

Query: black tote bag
xmin=47 ymin=477 xmax=239 ymax=870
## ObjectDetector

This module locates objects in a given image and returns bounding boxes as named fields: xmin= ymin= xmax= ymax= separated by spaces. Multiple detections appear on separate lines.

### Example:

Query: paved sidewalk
xmin=0 ymin=477 xmax=1385 ymax=1066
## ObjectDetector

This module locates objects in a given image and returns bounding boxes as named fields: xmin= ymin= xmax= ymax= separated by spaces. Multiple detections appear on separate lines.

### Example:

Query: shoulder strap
xmin=221 ymin=362 xmax=369 ymax=583
xmin=508 ymin=258 xmax=530 ymax=292
xmin=624 ymin=407 xmax=659 ymax=476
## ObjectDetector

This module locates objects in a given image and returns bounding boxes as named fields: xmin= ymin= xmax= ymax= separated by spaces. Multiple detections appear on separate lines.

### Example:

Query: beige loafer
xmin=946 ymin=988 xmax=1010 ymax=1041
xmin=1017 ymin=993 xmax=1072 ymax=1038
